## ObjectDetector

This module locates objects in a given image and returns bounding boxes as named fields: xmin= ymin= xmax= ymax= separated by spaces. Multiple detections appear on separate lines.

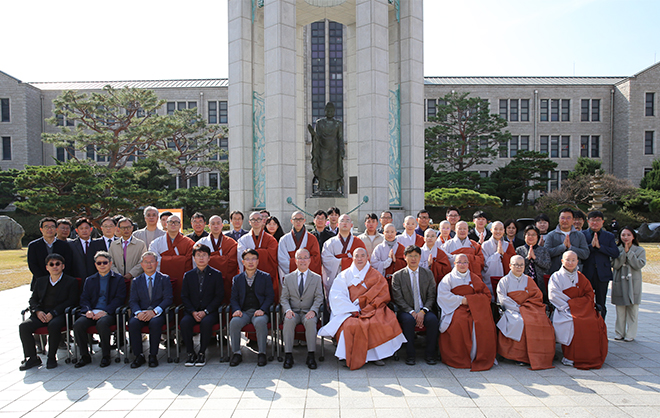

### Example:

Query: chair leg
xmin=319 ymin=335 xmax=324 ymax=361
xmin=66 ymin=314 xmax=73 ymax=364
xmin=166 ymin=313 xmax=173 ymax=363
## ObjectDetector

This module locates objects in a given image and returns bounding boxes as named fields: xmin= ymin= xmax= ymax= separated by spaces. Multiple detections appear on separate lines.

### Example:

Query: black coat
xmin=181 ymin=266 xmax=224 ymax=314
xmin=29 ymin=274 xmax=79 ymax=317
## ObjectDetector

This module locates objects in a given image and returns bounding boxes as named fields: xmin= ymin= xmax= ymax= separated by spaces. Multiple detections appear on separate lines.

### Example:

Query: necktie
xmin=298 ymin=272 xmax=304 ymax=296
xmin=148 ymin=277 xmax=153 ymax=300
xmin=84 ymin=240 xmax=89 ymax=254
xmin=122 ymin=240 xmax=129 ymax=275
xmin=412 ymin=270 xmax=421 ymax=312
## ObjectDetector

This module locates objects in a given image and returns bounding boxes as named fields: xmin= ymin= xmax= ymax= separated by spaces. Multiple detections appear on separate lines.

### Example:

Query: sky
xmin=3 ymin=0 xmax=659 ymax=83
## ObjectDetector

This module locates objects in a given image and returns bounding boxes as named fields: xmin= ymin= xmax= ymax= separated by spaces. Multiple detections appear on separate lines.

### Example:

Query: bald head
xmin=352 ymin=247 xmax=369 ymax=270
xmin=455 ymin=253 xmax=470 ymax=273
xmin=338 ymin=214 xmax=353 ymax=235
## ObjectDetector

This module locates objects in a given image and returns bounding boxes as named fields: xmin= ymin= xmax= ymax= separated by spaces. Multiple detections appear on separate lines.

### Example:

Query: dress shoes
xmin=100 ymin=356 xmax=111 ymax=368
xmin=405 ymin=357 xmax=416 ymax=366
xmin=283 ymin=353 xmax=294 ymax=369
xmin=372 ymin=359 xmax=385 ymax=366
xmin=257 ymin=353 xmax=267 ymax=367
xmin=130 ymin=354 xmax=146 ymax=369
xmin=148 ymin=355 xmax=159 ymax=367
xmin=229 ymin=353 xmax=242 ymax=367
xmin=75 ymin=355 xmax=92 ymax=368
xmin=19 ymin=356 xmax=42 ymax=371
xmin=306 ymin=353 xmax=317 ymax=370
xmin=46 ymin=358 xmax=58 ymax=369
xmin=425 ymin=357 xmax=437 ymax=365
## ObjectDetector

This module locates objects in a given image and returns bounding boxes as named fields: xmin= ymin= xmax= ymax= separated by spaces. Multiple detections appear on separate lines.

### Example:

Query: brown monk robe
xmin=319 ymin=249 xmax=405 ymax=371
xmin=496 ymin=265 xmax=555 ymax=370
xmin=150 ymin=219 xmax=195 ymax=306
xmin=429 ymin=249 xmax=452 ymax=285
xmin=437 ymin=262 xmax=496 ymax=371
xmin=199 ymin=231 xmax=239 ymax=305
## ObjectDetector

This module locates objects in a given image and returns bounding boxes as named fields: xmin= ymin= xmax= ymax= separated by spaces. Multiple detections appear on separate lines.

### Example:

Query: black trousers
xmin=74 ymin=315 xmax=116 ymax=358
xmin=128 ymin=314 xmax=166 ymax=356
xmin=19 ymin=314 xmax=67 ymax=359
xmin=180 ymin=313 xmax=219 ymax=355
xmin=397 ymin=310 xmax=439 ymax=359
xmin=590 ymin=271 xmax=609 ymax=320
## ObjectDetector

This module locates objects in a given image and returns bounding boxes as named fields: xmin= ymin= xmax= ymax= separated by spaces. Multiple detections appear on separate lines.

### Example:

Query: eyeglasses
xmin=95 ymin=261 xmax=110 ymax=266
xmin=48 ymin=262 xmax=62 ymax=267
xmin=119 ymin=225 xmax=133 ymax=230
xmin=167 ymin=221 xmax=181 ymax=224
xmin=42 ymin=225 xmax=57 ymax=230
xmin=292 ymin=218 xmax=305 ymax=222
xmin=249 ymin=218 xmax=261 ymax=222
xmin=510 ymin=263 xmax=525 ymax=268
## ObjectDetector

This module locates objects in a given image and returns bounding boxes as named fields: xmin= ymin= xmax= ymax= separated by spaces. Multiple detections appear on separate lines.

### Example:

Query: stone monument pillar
xmin=228 ymin=0 xmax=424 ymax=228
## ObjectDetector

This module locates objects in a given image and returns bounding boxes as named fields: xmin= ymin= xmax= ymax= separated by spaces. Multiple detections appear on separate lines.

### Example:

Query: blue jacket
xmin=129 ymin=271 xmax=173 ymax=314
xmin=181 ymin=266 xmax=224 ymax=315
xmin=230 ymin=270 xmax=274 ymax=314
xmin=79 ymin=271 xmax=126 ymax=315
xmin=581 ymin=229 xmax=619 ymax=282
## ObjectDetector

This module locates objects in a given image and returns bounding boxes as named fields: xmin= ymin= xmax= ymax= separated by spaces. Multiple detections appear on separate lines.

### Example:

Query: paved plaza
xmin=2 ymin=283 xmax=660 ymax=418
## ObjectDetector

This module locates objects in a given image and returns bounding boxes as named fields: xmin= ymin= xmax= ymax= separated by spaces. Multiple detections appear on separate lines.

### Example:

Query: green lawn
xmin=0 ymin=248 xmax=30 ymax=291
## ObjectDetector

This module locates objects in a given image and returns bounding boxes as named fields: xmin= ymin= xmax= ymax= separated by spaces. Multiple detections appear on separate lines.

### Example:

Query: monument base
xmin=305 ymin=196 xmax=348 ymax=216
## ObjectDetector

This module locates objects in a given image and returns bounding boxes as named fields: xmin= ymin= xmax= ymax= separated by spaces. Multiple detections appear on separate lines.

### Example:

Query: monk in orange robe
xmin=148 ymin=215 xmax=194 ymax=305
xmin=278 ymin=211 xmax=322 ymax=277
xmin=441 ymin=221 xmax=485 ymax=277
xmin=237 ymin=212 xmax=279 ymax=302
xmin=318 ymin=248 xmax=405 ymax=370
xmin=321 ymin=214 xmax=366 ymax=299
xmin=198 ymin=215 xmax=239 ymax=305
xmin=437 ymin=254 xmax=496 ymax=371
xmin=496 ymin=255 xmax=555 ymax=370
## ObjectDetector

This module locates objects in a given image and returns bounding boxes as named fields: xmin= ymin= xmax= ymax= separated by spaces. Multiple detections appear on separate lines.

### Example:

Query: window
xmin=561 ymin=135 xmax=570 ymax=158
xmin=189 ymin=175 xmax=198 ymax=188
xmin=209 ymin=172 xmax=219 ymax=189
xmin=551 ymin=100 xmax=559 ymax=121
xmin=499 ymin=100 xmax=507 ymax=120
xmin=581 ymin=135 xmax=600 ymax=158
xmin=2 ymin=137 xmax=10 ymax=160
xmin=427 ymin=99 xmax=437 ymax=120
xmin=520 ymin=99 xmax=529 ymax=122
xmin=541 ymin=135 xmax=568 ymax=158
xmin=510 ymin=100 xmax=518 ymax=122
xmin=645 ymin=167 xmax=653 ymax=176
xmin=56 ymin=142 xmax=75 ymax=162
xmin=548 ymin=170 xmax=570 ymax=192
xmin=581 ymin=99 xmax=601 ymax=122
xmin=310 ymin=20 xmax=344 ymax=123
xmin=503 ymin=135 xmax=530 ymax=158
xmin=645 ymin=131 xmax=654 ymax=155
xmin=646 ymin=93 xmax=655 ymax=117
xmin=540 ymin=100 xmax=548 ymax=122
xmin=208 ymin=101 xmax=228 ymax=124
xmin=540 ymin=135 xmax=549 ymax=155
xmin=208 ymin=101 xmax=217 ymax=124
xmin=479 ymin=171 xmax=489 ymax=178
xmin=561 ymin=99 xmax=570 ymax=121
xmin=166 ymin=102 xmax=176 ymax=115
xmin=0 ymin=99 xmax=9 ymax=122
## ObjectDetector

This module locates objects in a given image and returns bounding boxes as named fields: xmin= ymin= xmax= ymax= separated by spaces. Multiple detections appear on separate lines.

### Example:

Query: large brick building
xmin=1 ymin=61 xmax=660 ymax=192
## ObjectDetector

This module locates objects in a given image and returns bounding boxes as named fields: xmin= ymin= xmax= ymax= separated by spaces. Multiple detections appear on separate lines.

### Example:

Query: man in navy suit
xmin=229 ymin=248 xmax=274 ymax=367
xmin=128 ymin=251 xmax=173 ymax=368
xmin=68 ymin=218 xmax=96 ymax=280
xmin=88 ymin=217 xmax=118 ymax=265
xmin=582 ymin=210 xmax=620 ymax=319
xmin=73 ymin=251 xmax=126 ymax=368
xmin=180 ymin=244 xmax=224 ymax=367
xmin=27 ymin=217 xmax=74 ymax=289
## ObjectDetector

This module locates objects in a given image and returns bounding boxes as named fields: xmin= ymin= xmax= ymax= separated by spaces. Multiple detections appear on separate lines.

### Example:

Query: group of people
xmin=19 ymin=204 xmax=644 ymax=372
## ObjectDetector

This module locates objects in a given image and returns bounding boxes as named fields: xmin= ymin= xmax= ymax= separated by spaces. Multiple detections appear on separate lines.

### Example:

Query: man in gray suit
xmin=280 ymin=248 xmax=324 ymax=369
xmin=543 ymin=208 xmax=590 ymax=274
xmin=391 ymin=245 xmax=439 ymax=365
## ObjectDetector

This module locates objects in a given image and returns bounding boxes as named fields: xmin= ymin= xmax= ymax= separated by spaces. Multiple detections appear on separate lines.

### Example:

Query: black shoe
xmin=195 ymin=353 xmax=206 ymax=367
xmin=425 ymin=357 xmax=437 ymax=365
xmin=148 ymin=355 xmax=159 ymax=367
xmin=283 ymin=353 xmax=294 ymax=369
xmin=130 ymin=354 xmax=146 ymax=369
xmin=19 ymin=356 xmax=42 ymax=371
xmin=257 ymin=353 xmax=267 ymax=367
xmin=247 ymin=339 xmax=258 ymax=351
xmin=46 ymin=358 xmax=58 ymax=369
xmin=100 ymin=356 xmax=111 ymax=368
xmin=306 ymin=353 xmax=317 ymax=370
xmin=229 ymin=354 xmax=242 ymax=367
xmin=405 ymin=357 xmax=416 ymax=366
xmin=75 ymin=355 xmax=92 ymax=368
xmin=185 ymin=353 xmax=197 ymax=367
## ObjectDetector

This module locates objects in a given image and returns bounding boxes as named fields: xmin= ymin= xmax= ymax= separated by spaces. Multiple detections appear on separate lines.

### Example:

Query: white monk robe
xmin=481 ymin=237 xmax=515 ymax=298
xmin=496 ymin=271 xmax=527 ymax=341
xmin=441 ymin=236 xmax=485 ymax=274
xmin=318 ymin=262 xmax=405 ymax=367
xmin=420 ymin=243 xmax=434 ymax=269
xmin=548 ymin=266 xmax=577 ymax=346
xmin=321 ymin=235 xmax=365 ymax=299
xmin=277 ymin=230 xmax=321 ymax=279
xmin=370 ymin=240 xmax=404 ymax=276
xmin=397 ymin=231 xmax=423 ymax=249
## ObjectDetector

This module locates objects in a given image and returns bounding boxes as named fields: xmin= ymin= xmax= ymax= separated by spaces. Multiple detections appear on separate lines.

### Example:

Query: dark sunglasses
xmin=95 ymin=261 xmax=109 ymax=266
xmin=48 ymin=262 xmax=62 ymax=267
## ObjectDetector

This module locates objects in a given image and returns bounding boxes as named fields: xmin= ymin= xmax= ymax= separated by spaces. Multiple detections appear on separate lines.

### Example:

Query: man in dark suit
xmin=311 ymin=210 xmax=335 ymax=250
xmin=229 ymin=248 xmax=274 ymax=367
xmin=280 ymin=248 xmax=324 ymax=369
xmin=19 ymin=253 xmax=79 ymax=370
xmin=180 ymin=244 xmax=224 ymax=367
xmin=128 ymin=251 xmax=173 ymax=368
xmin=73 ymin=251 xmax=126 ymax=368
xmin=88 ymin=217 xmax=118 ymax=264
xmin=186 ymin=212 xmax=209 ymax=243
xmin=582 ymin=210 xmax=620 ymax=319
xmin=391 ymin=245 xmax=439 ymax=365
xmin=68 ymin=218 xmax=96 ymax=280
xmin=27 ymin=217 xmax=74 ymax=289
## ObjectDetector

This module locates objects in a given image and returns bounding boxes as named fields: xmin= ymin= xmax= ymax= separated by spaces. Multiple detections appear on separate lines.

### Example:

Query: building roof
xmin=423 ymin=76 xmax=626 ymax=86
xmin=29 ymin=78 xmax=229 ymax=90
